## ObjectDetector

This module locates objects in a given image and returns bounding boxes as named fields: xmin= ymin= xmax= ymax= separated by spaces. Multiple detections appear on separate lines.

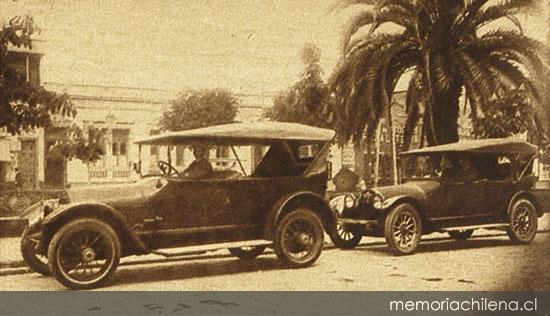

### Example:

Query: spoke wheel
xmin=21 ymin=226 xmax=50 ymax=276
xmin=506 ymin=199 xmax=538 ymax=244
xmin=228 ymin=246 xmax=266 ymax=260
xmin=448 ymin=229 xmax=474 ymax=241
xmin=48 ymin=218 xmax=120 ymax=290
xmin=384 ymin=203 xmax=422 ymax=255
xmin=329 ymin=208 xmax=362 ymax=249
xmin=274 ymin=208 xmax=324 ymax=268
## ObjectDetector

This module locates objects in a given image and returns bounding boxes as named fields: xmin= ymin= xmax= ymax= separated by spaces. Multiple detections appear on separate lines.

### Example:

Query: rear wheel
xmin=21 ymin=226 xmax=50 ymax=276
xmin=274 ymin=208 xmax=324 ymax=268
xmin=448 ymin=229 xmax=474 ymax=241
xmin=506 ymin=199 xmax=538 ymax=244
xmin=48 ymin=218 xmax=121 ymax=290
xmin=228 ymin=246 xmax=266 ymax=260
xmin=384 ymin=203 xmax=422 ymax=255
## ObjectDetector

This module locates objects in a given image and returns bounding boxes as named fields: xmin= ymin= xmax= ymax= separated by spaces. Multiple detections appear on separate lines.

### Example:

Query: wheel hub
xmin=297 ymin=233 xmax=312 ymax=247
xmin=81 ymin=248 xmax=96 ymax=263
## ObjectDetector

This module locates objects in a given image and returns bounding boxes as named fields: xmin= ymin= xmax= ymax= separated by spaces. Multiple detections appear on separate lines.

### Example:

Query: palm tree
xmin=330 ymin=0 xmax=550 ymax=148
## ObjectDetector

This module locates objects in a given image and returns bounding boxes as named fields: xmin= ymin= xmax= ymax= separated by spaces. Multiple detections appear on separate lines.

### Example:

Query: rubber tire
xmin=228 ymin=246 xmax=266 ymax=260
xmin=448 ymin=229 xmax=474 ymax=241
xmin=20 ymin=226 xmax=51 ymax=276
xmin=384 ymin=203 xmax=422 ymax=255
xmin=506 ymin=199 xmax=538 ymax=244
xmin=48 ymin=218 xmax=121 ymax=290
xmin=274 ymin=208 xmax=324 ymax=268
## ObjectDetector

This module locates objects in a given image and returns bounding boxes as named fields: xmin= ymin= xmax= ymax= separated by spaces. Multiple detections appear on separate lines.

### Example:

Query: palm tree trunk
xmin=429 ymin=79 xmax=462 ymax=145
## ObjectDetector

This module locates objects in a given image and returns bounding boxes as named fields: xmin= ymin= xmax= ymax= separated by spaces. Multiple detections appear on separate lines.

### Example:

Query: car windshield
xmin=401 ymin=154 xmax=442 ymax=180
xmin=139 ymin=141 xmax=326 ymax=179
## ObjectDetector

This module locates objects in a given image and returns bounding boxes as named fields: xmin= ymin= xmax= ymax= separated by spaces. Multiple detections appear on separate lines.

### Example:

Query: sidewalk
xmin=1 ymin=214 xmax=549 ymax=276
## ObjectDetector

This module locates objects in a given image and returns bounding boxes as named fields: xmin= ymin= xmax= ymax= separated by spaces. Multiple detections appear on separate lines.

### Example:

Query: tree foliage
xmin=265 ymin=44 xmax=333 ymax=128
xmin=47 ymin=124 xmax=105 ymax=165
xmin=0 ymin=15 xmax=75 ymax=134
xmin=472 ymin=88 xmax=538 ymax=139
xmin=160 ymin=88 xmax=238 ymax=131
xmin=330 ymin=0 xmax=550 ymax=148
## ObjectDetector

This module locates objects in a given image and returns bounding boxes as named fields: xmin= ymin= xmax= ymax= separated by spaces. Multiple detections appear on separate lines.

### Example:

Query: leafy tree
xmin=48 ymin=125 xmax=105 ymax=185
xmin=471 ymin=88 xmax=541 ymax=140
xmin=330 ymin=0 xmax=550 ymax=148
xmin=0 ymin=15 xmax=75 ymax=134
xmin=265 ymin=43 xmax=333 ymax=128
xmin=160 ymin=88 xmax=238 ymax=131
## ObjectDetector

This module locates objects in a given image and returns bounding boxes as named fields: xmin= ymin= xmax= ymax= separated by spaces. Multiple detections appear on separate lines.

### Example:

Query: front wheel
xmin=384 ymin=203 xmax=422 ymax=255
xmin=21 ymin=226 xmax=50 ymax=276
xmin=448 ymin=229 xmax=474 ymax=241
xmin=228 ymin=246 xmax=266 ymax=260
xmin=274 ymin=209 xmax=324 ymax=268
xmin=506 ymin=199 xmax=538 ymax=244
xmin=48 ymin=218 xmax=121 ymax=290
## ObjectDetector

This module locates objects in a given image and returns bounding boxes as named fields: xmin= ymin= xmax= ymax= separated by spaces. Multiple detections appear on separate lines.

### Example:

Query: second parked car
xmin=331 ymin=139 xmax=547 ymax=255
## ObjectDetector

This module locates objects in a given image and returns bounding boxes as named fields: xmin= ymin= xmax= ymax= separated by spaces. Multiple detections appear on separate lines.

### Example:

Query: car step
xmin=441 ymin=223 xmax=509 ymax=232
xmin=151 ymin=240 xmax=273 ymax=258
xmin=338 ymin=218 xmax=377 ymax=225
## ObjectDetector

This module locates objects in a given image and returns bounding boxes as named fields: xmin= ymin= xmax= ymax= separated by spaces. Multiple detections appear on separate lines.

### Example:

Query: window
xmin=120 ymin=142 xmax=127 ymax=156
xmin=216 ymin=146 xmax=230 ymax=159
xmin=112 ymin=129 xmax=129 ymax=166
xmin=112 ymin=143 xmax=119 ymax=156
xmin=175 ymin=146 xmax=184 ymax=166
xmin=149 ymin=129 xmax=160 ymax=156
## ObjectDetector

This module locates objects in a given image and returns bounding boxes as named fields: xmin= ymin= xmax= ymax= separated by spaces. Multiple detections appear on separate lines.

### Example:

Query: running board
xmin=440 ymin=223 xmax=509 ymax=232
xmin=338 ymin=218 xmax=377 ymax=225
xmin=151 ymin=240 xmax=273 ymax=258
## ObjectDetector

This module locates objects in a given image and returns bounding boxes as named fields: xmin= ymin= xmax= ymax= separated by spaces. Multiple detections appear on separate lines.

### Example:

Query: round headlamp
xmin=344 ymin=194 xmax=356 ymax=209
xmin=372 ymin=194 xmax=384 ymax=209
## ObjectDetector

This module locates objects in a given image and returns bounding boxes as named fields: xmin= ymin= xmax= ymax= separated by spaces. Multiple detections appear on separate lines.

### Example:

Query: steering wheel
xmin=158 ymin=160 xmax=179 ymax=177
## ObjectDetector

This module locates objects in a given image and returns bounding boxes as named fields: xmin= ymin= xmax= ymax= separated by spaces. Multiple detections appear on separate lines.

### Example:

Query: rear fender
xmin=264 ymin=191 xmax=337 ymax=240
xmin=39 ymin=202 xmax=150 ymax=256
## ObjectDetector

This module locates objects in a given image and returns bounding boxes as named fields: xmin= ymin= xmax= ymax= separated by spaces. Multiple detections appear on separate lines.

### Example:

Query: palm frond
xmin=473 ymin=0 xmax=534 ymax=28
xmin=341 ymin=6 xmax=414 ymax=56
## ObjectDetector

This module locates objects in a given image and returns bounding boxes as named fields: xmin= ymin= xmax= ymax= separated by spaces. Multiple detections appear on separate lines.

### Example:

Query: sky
xmin=1 ymin=0 xmax=548 ymax=97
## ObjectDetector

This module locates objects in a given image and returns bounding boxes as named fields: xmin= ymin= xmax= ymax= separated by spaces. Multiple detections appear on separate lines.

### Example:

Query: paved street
xmin=1 ymin=231 xmax=548 ymax=291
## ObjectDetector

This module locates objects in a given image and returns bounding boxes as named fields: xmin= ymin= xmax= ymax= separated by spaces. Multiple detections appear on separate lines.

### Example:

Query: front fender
xmin=39 ymin=202 xmax=150 ymax=255
xmin=379 ymin=195 xmax=425 ymax=214
xmin=264 ymin=191 xmax=337 ymax=240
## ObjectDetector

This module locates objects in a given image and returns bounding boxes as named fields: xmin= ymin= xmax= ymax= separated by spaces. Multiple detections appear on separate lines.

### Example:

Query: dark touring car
xmin=331 ymin=139 xmax=548 ymax=255
xmin=20 ymin=122 xmax=338 ymax=289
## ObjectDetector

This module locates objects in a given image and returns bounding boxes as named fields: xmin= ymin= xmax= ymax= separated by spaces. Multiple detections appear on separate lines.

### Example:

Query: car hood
xmin=65 ymin=177 xmax=162 ymax=204
xmin=370 ymin=180 xmax=440 ymax=201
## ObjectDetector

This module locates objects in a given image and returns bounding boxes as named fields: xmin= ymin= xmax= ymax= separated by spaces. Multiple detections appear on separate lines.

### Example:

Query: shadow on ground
xmin=114 ymin=255 xmax=284 ymax=286
xmin=351 ymin=234 xmax=518 ymax=255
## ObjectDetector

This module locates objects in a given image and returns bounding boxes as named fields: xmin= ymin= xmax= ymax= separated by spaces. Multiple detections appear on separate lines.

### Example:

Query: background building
xmin=0 ymin=43 xmax=44 ymax=192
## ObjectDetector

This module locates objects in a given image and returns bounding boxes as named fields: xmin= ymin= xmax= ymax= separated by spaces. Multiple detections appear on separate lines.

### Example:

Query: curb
xmin=1 ymin=230 xmax=548 ymax=277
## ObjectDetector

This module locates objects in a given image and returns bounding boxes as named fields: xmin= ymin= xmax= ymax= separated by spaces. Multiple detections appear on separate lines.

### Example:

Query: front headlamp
xmin=372 ymin=194 xmax=384 ymax=209
xmin=344 ymin=194 xmax=357 ymax=209
xmin=42 ymin=199 xmax=59 ymax=217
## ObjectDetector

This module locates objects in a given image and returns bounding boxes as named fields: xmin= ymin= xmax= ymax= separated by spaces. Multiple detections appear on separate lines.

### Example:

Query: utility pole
xmin=373 ymin=122 xmax=381 ymax=187
xmin=387 ymin=104 xmax=398 ymax=185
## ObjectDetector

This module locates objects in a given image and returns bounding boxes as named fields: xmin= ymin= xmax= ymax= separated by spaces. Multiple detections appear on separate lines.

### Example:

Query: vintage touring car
xmin=20 ymin=122 xmax=338 ymax=289
xmin=331 ymin=139 xmax=548 ymax=255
